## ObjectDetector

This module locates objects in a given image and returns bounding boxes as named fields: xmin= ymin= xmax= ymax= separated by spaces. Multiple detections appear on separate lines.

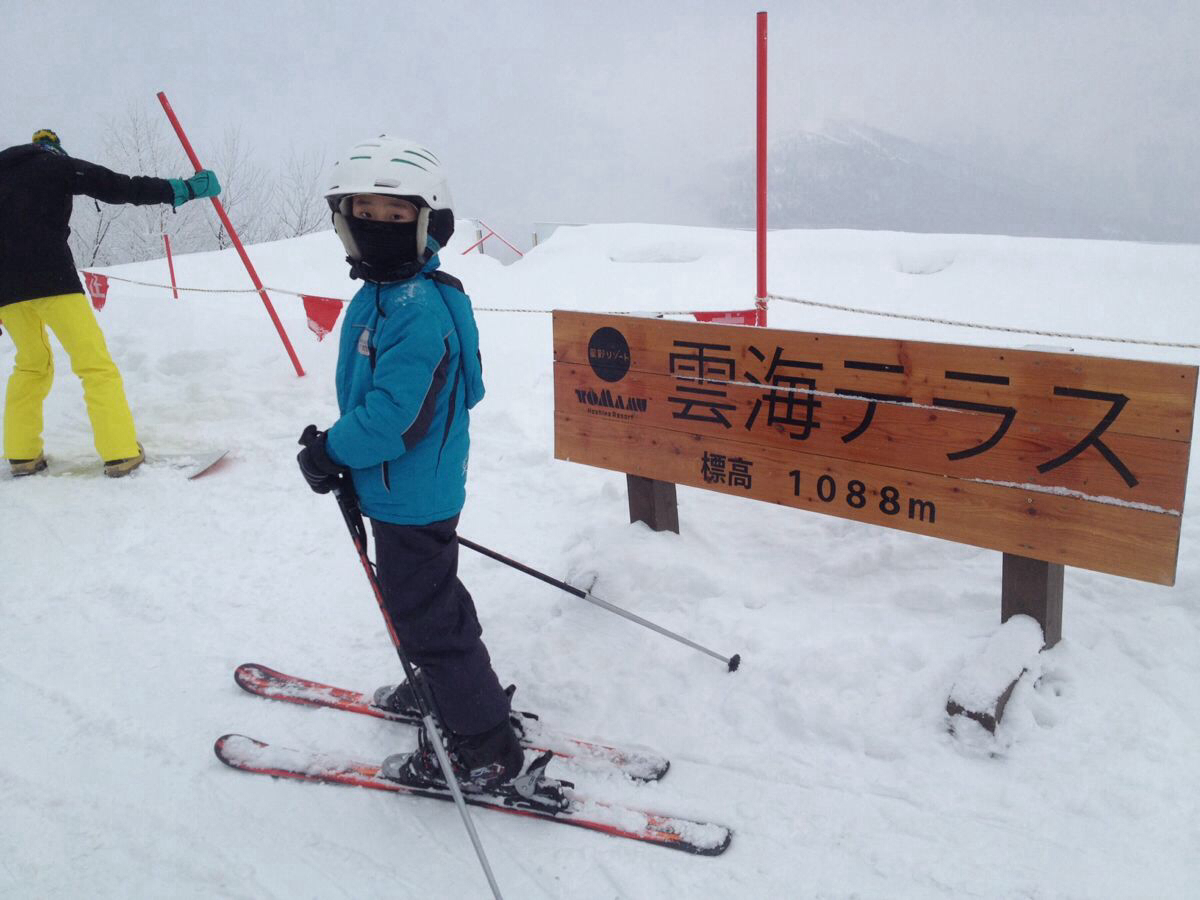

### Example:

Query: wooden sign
xmin=553 ymin=311 xmax=1197 ymax=585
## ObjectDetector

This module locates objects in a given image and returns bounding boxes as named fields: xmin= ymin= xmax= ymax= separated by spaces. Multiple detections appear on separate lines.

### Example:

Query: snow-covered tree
xmin=273 ymin=148 xmax=329 ymax=238
xmin=204 ymin=128 xmax=272 ymax=249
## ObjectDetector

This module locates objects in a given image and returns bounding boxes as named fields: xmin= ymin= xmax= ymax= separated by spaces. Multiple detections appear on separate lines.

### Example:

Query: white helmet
xmin=325 ymin=136 xmax=456 ymax=265
xmin=325 ymin=136 xmax=453 ymax=211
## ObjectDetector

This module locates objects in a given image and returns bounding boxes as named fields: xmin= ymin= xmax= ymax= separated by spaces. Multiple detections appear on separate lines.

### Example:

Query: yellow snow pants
xmin=2 ymin=292 xmax=139 ymax=461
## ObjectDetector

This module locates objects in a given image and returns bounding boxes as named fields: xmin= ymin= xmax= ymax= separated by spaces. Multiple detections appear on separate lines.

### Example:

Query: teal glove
xmin=168 ymin=169 xmax=222 ymax=208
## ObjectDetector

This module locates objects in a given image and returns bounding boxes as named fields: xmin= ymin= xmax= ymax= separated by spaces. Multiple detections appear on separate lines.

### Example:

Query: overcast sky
xmin=4 ymin=1 xmax=1198 ymax=234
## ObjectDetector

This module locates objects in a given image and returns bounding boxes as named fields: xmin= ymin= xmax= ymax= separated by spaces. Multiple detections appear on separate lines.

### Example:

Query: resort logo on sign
xmin=587 ymin=327 xmax=631 ymax=382
xmin=575 ymin=387 xmax=649 ymax=420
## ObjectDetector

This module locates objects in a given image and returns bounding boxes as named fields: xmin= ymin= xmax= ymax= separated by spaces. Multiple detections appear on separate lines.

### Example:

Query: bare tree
xmin=69 ymin=198 xmax=125 ymax=267
xmin=205 ymin=128 xmax=272 ymax=249
xmin=88 ymin=104 xmax=208 ymax=262
xmin=274 ymin=148 xmax=329 ymax=238
xmin=66 ymin=105 xmax=332 ymax=269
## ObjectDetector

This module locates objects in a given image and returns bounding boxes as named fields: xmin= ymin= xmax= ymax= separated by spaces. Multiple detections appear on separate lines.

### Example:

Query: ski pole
xmin=458 ymin=537 xmax=742 ymax=673
xmin=300 ymin=429 xmax=505 ymax=900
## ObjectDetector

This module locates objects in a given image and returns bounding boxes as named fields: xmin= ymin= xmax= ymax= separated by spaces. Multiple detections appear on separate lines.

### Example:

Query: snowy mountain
xmin=712 ymin=120 xmax=1149 ymax=241
xmin=2 ymin=222 xmax=1199 ymax=898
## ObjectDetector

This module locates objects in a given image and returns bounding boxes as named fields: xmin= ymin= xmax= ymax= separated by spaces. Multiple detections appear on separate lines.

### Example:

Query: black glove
xmin=297 ymin=425 xmax=347 ymax=494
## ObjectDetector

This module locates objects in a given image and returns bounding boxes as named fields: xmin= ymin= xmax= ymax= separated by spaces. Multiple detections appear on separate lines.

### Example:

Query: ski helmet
xmin=325 ymin=136 xmax=455 ymax=266
xmin=32 ymin=128 xmax=66 ymax=156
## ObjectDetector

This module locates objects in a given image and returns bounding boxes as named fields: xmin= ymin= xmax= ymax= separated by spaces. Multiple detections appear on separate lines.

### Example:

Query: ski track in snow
xmin=3 ymin=225 xmax=1200 ymax=898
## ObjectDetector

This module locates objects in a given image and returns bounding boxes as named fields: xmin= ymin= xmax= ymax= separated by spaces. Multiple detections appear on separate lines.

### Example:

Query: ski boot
xmin=374 ymin=677 xmax=532 ymax=739
xmin=372 ymin=673 xmax=429 ymax=718
xmin=381 ymin=719 xmax=569 ymax=812
xmin=104 ymin=443 xmax=145 ymax=478
xmin=10 ymin=453 xmax=47 ymax=477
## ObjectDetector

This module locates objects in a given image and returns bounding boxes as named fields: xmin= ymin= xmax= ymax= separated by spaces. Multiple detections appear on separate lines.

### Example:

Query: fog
xmin=4 ymin=1 xmax=1198 ymax=239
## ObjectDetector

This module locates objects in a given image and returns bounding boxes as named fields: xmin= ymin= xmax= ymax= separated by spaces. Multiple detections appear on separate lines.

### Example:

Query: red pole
xmin=461 ymin=229 xmax=495 ymax=256
xmin=474 ymin=220 xmax=525 ymax=257
xmin=163 ymin=233 xmax=179 ymax=299
xmin=156 ymin=91 xmax=305 ymax=377
xmin=755 ymin=11 xmax=768 ymax=327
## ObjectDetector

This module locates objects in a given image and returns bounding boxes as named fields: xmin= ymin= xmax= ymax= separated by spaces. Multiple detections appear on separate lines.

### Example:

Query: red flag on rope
xmin=82 ymin=271 xmax=110 ymax=311
xmin=302 ymin=295 xmax=345 ymax=341
xmin=693 ymin=308 xmax=759 ymax=326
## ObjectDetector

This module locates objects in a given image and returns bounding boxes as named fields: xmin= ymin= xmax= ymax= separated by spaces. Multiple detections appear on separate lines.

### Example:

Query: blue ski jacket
xmin=325 ymin=255 xmax=485 ymax=525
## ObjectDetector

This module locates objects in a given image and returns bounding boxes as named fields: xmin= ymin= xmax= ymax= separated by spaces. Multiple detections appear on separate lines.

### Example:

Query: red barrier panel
xmin=82 ymin=271 xmax=109 ymax=311
xmin=693 ymin=309 xmax=759 ymax=326
xmin=302 ymin=295 xmax=344 ymax=341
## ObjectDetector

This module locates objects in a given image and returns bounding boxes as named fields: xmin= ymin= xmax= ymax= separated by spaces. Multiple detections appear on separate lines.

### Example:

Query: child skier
xmin=296 ymin=136 xmax=524 ymax=790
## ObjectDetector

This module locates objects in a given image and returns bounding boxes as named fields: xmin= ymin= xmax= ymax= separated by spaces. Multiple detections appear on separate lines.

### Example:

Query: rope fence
xmin=95 ymin=272 xmax=693 ymax=317
xmin=767 ymin=292 xmax=1200 ymax=351
xmin=88 ymin=272 xmax=1199 ymax=352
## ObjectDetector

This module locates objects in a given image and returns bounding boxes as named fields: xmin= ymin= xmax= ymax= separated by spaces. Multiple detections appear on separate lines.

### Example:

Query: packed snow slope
xmin=3 ymin=223 xmax=1199 ymax=899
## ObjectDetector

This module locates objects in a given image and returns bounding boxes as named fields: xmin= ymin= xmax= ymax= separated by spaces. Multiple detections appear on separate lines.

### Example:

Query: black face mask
xmin=346 ymin=218 xmax=422 ymax=283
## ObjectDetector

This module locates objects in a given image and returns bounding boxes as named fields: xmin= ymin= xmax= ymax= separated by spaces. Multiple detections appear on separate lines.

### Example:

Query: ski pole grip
xmin=299 ymin=424 xmax=319 ymax=448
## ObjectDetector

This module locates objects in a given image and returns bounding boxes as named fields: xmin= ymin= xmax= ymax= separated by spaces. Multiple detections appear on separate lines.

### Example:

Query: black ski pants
xmin=370 ymin=514 xmax=510 ymax=737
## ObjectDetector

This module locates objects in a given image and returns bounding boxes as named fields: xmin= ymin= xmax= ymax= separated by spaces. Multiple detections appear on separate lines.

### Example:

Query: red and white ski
xmin=214 ymin=734 xmax=730 ymax=856
xmin=233 ymin=663 xmax=670 ymax=782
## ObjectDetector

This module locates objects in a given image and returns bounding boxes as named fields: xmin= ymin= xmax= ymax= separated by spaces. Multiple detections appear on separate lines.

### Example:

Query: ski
xmin=214 ymin=734 xmax=731 ymax=856
xmin=233 ymin=663 xmax=670 ymax=782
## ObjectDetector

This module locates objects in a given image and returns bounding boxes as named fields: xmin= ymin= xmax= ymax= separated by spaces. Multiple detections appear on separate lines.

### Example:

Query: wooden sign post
xmin=553 ymin=311 xmax=1196 ymax=654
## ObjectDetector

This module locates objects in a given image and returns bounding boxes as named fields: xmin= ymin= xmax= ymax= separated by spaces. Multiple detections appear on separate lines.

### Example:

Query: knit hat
xmin=32 ymin=128 xmax=66 ymax=156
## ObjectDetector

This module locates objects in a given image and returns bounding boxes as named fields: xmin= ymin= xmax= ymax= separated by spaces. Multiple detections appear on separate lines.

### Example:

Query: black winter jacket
xmin=0 ymin=143 xmax=175 ymax=308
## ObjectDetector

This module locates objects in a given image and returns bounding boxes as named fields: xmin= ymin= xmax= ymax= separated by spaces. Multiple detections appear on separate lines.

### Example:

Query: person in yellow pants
xmin=0 ymin=128 xmax=220 ymax=477
xmin=3 ymin=292 xmax=141 ymax=473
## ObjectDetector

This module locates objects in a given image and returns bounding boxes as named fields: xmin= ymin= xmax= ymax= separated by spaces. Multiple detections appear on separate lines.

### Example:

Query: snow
xmin=967 ymin=477 xmax=1183 ymax=515
xmin=947 ymin=614 xmax=1045 ymax=713
xmin=3 ymin=222 xmax=1200 ymax=898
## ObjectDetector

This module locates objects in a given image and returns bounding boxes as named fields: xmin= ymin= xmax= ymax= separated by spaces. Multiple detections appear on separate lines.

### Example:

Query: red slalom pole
xmin=156 ymin=91 xmax=305 ymax=377
xmin=460 ymin=228 xmax=495 ymax=256
xmin=474 ymin=220 xmax=525 ymax=258
xmin=755 ymin=11 xmax=768 ymax=327
xmin=163 ymin=233 xmax=179 ymax=299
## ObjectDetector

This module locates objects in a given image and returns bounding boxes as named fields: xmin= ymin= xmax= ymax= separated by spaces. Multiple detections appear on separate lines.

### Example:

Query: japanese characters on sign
xmin=665 ymin=338 xmax=1141 ymax=489
xmin=553 ymin=312 xmax=1197 ymax=585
